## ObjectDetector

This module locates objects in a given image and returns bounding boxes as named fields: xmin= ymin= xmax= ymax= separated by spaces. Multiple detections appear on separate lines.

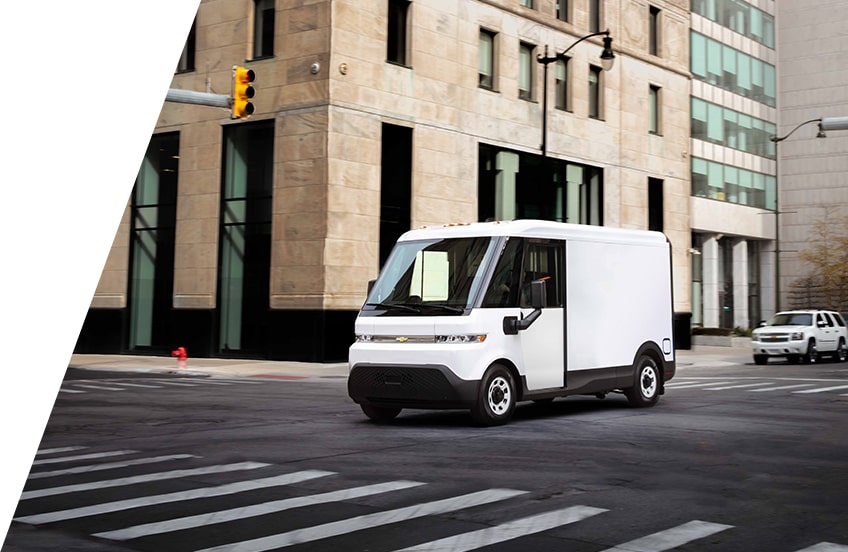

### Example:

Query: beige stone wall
xmin=90 ymin=0 xmax=693 ymax=313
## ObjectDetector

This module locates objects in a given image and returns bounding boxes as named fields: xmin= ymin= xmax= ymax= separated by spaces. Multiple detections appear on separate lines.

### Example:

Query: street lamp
xmin=769 ymin=118 xmax=826 ymax=312
xmin=537 ymin=30 xmax=615 ymax=157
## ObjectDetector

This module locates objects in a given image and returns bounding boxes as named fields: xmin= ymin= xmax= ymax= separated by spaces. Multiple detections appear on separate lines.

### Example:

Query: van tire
xmin=472 ymin=364 xmax=516 ymax=426
xmin=360 ymin=404 xmax=402 ymax=422
xmin=625 ymin=354 xmax=660 ymax=408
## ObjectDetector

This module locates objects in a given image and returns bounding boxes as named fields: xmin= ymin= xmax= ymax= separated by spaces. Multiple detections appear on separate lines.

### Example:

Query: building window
xmin=387 ymin=0 xmax=410 ymax=65
xmin=479 ymin=29 xmax=496 ymax=90
xmin=556 ymin=0 xmax=569 ymax=22
xmin=129 ymin=133 xmax=179 ymax=351
xmin=519 ymin=42 xmax=535 ymax=100
xmin=478 ymin=144 xmax=603 ymax=226
xmin=589 ymin=0 xmax=601 ymax=32
xmin=520 ymin=0 xmax=534 ymax=8
xmin=691 ymin=98 xmax=776 ymax=158
xmin=253 ymin=0 xmax=275 ymax=59
xmin=176 ymin=18 xmax=196 ymax=73
xmin=692 ymin=0 xmax=775 ymax=48
xmin=649 ymin=84 xmax=661 ymax=134
xmin=649 ymin=5 xmax=660 ymax=56
xmin=588 ymin=65 xmax=601 ymax=119
xmin=691 ymin=157 xmax=776 ymax=210
xmin=219 ymin=122 xmax=274 ymax=354
xmin=691 ymin=32 xmax=776 ymax=107
xmin=648 ymin=177 xmax=663 ymax=231
xmin=554 ymin=58 xmax=569 ymax=110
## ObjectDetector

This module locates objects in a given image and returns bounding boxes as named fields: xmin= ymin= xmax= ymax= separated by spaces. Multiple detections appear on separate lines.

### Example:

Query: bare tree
xmin=792 ymin=207 xmax=848 ymax=313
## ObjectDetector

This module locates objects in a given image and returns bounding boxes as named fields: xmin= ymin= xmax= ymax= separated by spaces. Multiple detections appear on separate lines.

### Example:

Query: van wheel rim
xmin=488 ymin=377 xmax=511 ymax=415
xmin=640 ymin=366 xmax=657 ymax=398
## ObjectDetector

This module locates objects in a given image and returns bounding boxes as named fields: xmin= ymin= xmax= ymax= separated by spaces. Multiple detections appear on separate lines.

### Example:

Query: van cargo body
xmin=348 ymin=220 xmax=675 ymax=425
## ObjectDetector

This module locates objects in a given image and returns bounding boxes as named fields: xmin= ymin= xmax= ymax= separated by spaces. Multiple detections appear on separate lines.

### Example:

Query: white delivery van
xmin=348 ymin=219 xmax=676 ymax=425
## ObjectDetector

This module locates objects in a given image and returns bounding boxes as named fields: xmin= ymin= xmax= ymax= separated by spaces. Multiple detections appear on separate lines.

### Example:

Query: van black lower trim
xmin=348 ymin=363 xmax=478 ymax=409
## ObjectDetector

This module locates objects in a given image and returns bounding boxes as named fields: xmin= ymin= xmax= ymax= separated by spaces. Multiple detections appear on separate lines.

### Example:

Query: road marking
xmin=59 ymin=388 xmax=87 ymax=394
xmin=600 ymin=520 xmax=733 ymax=551
xmin=29 ymin=454 xmax=199 ymax=479
xmin=95 ymin=480 xmax=428 ymax=541
xmin=32 ymin=450 xmax=137 ymax=466
xmin=36 ymin=446 xmax=87 ymax=456
xmin=73 ymin=384 xmax=127 ymax=391
xmin=104 ymin=381 xmax=164 ymax=389
xmin=793 ymin=385 xmax=848 ymax=394
xmin=795 ymin=544 xmax=848 ymax=552
xmin=394 ymin=505 xmax=607 ymax=552
xmin=749 ymin=383 xmax=816 ymax=392
xmin=15 ymin=470 xmax=335 ymax=524
xmin=171 ymin=379 xmax=235 ymax=386
xmin=189 ymin=488 xmax=527 ymax=552
xmin=703 ymin=382 xmax=772 ymax=391
xmin=146 ymin=380 xmax=199 ymax=387
xmin=665 ymin=381 xmax=735 ymax=389
xmin=21 ymin=461 xmax=269 ymax=500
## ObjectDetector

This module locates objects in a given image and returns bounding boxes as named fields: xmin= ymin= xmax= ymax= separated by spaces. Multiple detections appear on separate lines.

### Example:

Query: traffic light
xmin=231 ymin=65 xmax=255 ymax=119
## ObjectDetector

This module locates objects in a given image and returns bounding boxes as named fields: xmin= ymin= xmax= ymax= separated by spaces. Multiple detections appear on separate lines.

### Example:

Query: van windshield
xmin=365 ymin=237 xmax=497 ymax=314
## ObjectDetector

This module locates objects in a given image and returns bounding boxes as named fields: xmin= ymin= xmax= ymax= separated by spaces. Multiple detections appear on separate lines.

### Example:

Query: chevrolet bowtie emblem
xmin=396 ymin=336 xmax=409 ymax=343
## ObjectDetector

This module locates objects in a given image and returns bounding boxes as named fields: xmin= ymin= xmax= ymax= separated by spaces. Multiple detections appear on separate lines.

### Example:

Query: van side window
xmin=834 ymin=313 xmax=846 ymax=327
xmin=822 ymin=313 xmax=834 ymax=327
xmin=482 ymin=238 xmax=523 ymax=307
xmin=521 ymin=242 xmax=563 ymax=307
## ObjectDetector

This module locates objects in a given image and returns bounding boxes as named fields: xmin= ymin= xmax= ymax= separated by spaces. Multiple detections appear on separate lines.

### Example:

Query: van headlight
xmin=435 ymin=334 xmax=487 ymax=344
xmin=790 ymin=332 xmax=804 ymax=341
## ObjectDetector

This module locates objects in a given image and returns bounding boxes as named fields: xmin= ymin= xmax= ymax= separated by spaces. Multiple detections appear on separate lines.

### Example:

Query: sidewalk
xmin=69 ymin=345 xmax=752 ymax=380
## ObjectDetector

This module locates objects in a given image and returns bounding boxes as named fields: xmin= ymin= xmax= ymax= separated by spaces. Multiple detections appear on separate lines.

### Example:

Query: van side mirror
xmin=528 ymin=279 xmax=546 ymax=310
xmin=503 ymin=280 xmax=547 ymax=335
xmin=367 ymin=279 xmax=377 ymax=294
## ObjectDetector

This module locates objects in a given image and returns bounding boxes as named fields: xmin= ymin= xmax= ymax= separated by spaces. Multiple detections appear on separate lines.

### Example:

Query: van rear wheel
xmin=471 ymin=364 xmax=516 ymax=426
xmin=625 ymin=355 xmax=660 ymax=408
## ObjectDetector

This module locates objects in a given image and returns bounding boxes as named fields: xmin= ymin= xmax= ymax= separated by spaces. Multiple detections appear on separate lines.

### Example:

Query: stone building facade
xmin=76 ymin=0 xmax=694 ymax=361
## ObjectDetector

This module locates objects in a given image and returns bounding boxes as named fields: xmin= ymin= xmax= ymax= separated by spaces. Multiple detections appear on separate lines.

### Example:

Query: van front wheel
xmin=471 ymin=364 xmax=516 ymax=426
xmin=625 ymin=355 xmax=660 ymax=408
xmin=360 ymin=404 xmax=402 ymax=423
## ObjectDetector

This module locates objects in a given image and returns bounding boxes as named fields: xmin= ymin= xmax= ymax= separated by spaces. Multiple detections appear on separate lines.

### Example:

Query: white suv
xmin=751 ymin=309 xmax=848 ymax=365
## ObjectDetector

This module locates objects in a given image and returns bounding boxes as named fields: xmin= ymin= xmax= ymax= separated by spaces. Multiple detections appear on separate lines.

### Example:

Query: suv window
xmin=822 ymin=313 xmax=835 ymax=327
xmin=834 ymin=313 xmax=847 ymax=327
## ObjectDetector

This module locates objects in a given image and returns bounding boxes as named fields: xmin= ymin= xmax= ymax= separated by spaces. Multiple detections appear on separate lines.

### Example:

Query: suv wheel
xmin=836 ymin=339 xmax=847 ymax=363
xmin=753 ymin=354 xmax=768 ymax=365
xmin=804 ymin=339 xmax=818 ymax=364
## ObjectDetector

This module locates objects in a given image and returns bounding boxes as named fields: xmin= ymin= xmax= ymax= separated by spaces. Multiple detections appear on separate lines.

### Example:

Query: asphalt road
xmin=5 ymin=358 xmax=848 ymax=552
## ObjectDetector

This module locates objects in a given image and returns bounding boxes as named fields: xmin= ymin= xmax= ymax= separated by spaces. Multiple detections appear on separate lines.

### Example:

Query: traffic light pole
xmin=165 ymin=88 xmax=231 ymax=109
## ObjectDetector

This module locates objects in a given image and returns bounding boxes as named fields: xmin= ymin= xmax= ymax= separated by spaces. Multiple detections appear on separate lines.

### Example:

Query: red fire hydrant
xmin=171 ymin=346 xmax=188 ymax=369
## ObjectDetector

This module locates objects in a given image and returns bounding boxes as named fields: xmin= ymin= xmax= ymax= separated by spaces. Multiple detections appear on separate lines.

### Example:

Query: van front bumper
xmin=348 ymin=363 xmax=479 ymax=410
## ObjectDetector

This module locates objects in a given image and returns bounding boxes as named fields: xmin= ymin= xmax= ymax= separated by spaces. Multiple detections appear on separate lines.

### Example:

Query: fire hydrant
xmin=171 ymin=346 xmax=188 ymax=369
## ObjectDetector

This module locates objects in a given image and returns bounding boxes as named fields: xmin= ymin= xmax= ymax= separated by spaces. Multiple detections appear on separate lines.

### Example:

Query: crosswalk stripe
xmin=795 ymin=543 xmax=848 ymax=551
xmin=15 ymin=470 xmax=335 ymax=524
xmin=600 ymin=520 xmax=733 ymax=551
xmin=146 ymin=380 xmax=199 ymax=387
xmin=29 ymin=454 xmax=199 ymax=480
xmin=748 ymin=383 xmax=816 ymax=392
xmin=794 ymin=385 xmax=848 ymax=394
xmin=394 ymin=505 xmax=607 ymax=552
xmin=21 ymin=461 xmax=269 ymax=500
xmin=36 ymin=446 xmax=88 ymax=456
xmin=95 ymin=480 xmax=428 ymax=541
xmin=59 ymin=388 xmax=87 ymax=394
xmin=189 ymin=488 xmax=527 ymax=552
xmin=32 ymin=450 xmax=137 ymax=466
xmin=703 ymin=382 xmax=772 ymax=391
xmin=171 ymin=379 xmax=234 ymax=386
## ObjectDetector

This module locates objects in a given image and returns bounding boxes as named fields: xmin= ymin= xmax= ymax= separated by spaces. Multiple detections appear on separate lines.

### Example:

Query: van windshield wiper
xmin=420 ymin=304 xmax=465 ymax=313
xmin=367 ymin=302 xmax=421 ymax=313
